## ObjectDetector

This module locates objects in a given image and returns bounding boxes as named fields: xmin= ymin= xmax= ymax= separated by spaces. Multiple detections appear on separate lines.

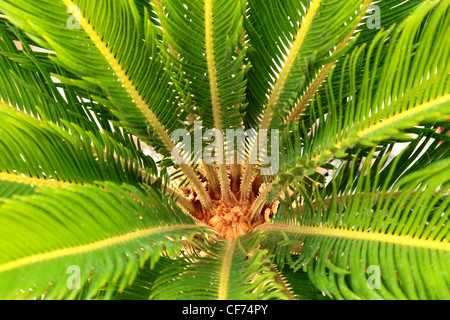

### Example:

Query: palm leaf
xmin=0 ymin=104 xmax=154 ymax=189
xmin=279 ymin=267 xmax=330 ymax=300
xmin=0 ymin=182 xmax=210 ymax=299
xmin=306 ymin=0 xmax=428 ymax=128
xmin=259 ymin=157 xmax=450 ymax=300
xmin=160 ymin=0 xmax=247 ymax=202
xmin=330 ymin=128 xmax=449 ymax=197
xmin=240 ymin=0 xmax=371 ymax=202
xmin=274 ymin=0 xmax=450 ymax=190
xmin=150 ymin=233 xmax=287 ymax=300
xmin=0 ymin=0 xmax=214 ymax=210
xmin=111 ymin=257 xmax=177 ymax=300
xmin=160 ymin=0 xmax=247 ymax=131
xmin=244 ymin=0 xmax=370 ymax=129
xmin=0 ymin=23 xmax=82 ymax=128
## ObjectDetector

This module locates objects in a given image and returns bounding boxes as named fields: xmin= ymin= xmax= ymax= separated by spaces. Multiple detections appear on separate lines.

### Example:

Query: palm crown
xmin=0 ymin=0 xmax=448 ymax=300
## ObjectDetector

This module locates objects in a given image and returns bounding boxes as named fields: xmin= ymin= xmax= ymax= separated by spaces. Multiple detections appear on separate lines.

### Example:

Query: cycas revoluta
xmin=0 ymin=0 xmax=448 ymax=300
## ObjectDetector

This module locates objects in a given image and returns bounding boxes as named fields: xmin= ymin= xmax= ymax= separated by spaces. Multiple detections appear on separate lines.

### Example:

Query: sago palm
xmin=0 ymin=0 xmax=448 ymax=300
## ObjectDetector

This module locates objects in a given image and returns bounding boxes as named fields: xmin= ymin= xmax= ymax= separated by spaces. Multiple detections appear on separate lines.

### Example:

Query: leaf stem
xmin=61 ymin=0 xmax=214 ymax=213
xmin=256 ymin=223 xmax=450 ymax=251
xmin=285 ymin=0 xmax=373 ymax=124
xmin=204 ymin=0 xmax=235 ymax=204
xmin=218 ymin=237 xmax=236 ymax=300
xmin=240 ymin=0 xmax=322 ymax=203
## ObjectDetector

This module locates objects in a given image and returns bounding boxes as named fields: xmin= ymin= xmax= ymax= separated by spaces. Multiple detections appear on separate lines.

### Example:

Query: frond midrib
xmin=60 ymin=0 xmax=162 ymax=140
xmin=204 ymin=0 xmax=233 ymax=203
xmin=308 ymin=94 xmax=450 ymax=166
xmin=260 ymin=0 xmax=322 ymax=130
xmin=284 ymin=0 xmax=372 ymax=125
xmin=218 ymin=237 xmax=236 ymax=300
xmin=357 ymin=94 xmax=450 ymax=139
xmin=60 ymin=0 xmax=213 ymax=211
xmin=257 ymin=223 xmax=450 ymax=251
xmin=0 ymin=171 xmax=77 ymax=188
xmin=240 ymin=0 xmax=322 ymax=203
xmin=0 ymin=225 xmax=204 ymax=274
xmin=204 ymin=0 xmax=223 ymax=133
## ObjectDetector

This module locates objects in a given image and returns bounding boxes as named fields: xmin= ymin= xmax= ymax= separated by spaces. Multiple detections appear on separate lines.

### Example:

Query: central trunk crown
xmin=208 ymin=200 xmax=250 ymax=239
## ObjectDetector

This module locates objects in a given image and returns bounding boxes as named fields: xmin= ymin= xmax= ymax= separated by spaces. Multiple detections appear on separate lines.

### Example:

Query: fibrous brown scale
xmin=183 ymin=172 xmax=276 ymax=239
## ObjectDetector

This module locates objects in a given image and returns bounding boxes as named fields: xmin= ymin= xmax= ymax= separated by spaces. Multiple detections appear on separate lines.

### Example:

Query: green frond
xmin=0 ymin=4 xmax=180 ymax=189
xmin=0 ymin=23 xmax=97 ymax=131
xmin=150 ymin=233 xmax=288 ymax=300
xmin=111 ymin=257 xmax=177 ymax=300
xmin=274 ymin=0 xmax=450 ymax=190
xmin=0 ymin=182 xmax=210 ymax=299
xmin=0 ymin=104 xmax=155 ymax=190
xmin=0 ymin=0 xmax=183 ymax=157
xmin=259 ymin=157 xmax=450 ymax=300
xmin=161 ymin=0 xmax=247 ymax=130
xmin=159 ymin=0 xmax=249 ymax=202
xmin=309 ymin=0 xmax=428 ymax=126
xmin=329 ymin=127 xmax=449 ymax=197
xmin=239 ymin=0 xmax=371 ymax=202
xmin=279 ymin=268 xmax=330 ymax=300
xmin=244 ymin=0 xmax=369 ymax=129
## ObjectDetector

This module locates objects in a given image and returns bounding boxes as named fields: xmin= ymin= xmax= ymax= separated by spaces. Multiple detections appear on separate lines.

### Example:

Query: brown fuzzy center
xmin=208 ymin=200 xmax=250 ymax=239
